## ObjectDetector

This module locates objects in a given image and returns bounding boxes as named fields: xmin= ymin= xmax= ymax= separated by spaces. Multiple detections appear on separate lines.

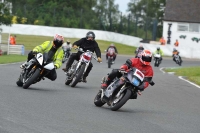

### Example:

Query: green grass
xmin=165 ymin=67 xmax=200 ymax=85
xmin=1 ymin=33 xmax=136 ymax=55
xmin=0 ymin=54 xmax=27 ymax=64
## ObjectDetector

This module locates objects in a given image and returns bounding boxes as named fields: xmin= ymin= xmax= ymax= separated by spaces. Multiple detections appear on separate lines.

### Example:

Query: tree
xmin=0 ymin=1 xmax=13 ymax=26
xmin=128 ymin=0 xmax=166 ymax=39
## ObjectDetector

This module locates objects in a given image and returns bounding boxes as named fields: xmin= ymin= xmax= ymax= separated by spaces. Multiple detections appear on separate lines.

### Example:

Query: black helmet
xmin=53 ymin=34 xmax=64 ymax=49
xmin=67 ymin=40 xmax=70 ymax=45
xmin=86 ymin=31 xmax=95 ymax=40
xmin=157 ymin=47 xmax=160 ymax=50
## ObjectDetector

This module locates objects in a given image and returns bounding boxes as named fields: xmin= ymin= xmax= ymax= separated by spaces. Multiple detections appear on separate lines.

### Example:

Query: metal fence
xmin=0 ymin=44 xmax=25 ymax=55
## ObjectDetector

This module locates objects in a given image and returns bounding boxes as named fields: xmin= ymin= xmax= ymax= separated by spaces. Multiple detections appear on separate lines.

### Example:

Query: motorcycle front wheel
xmin=94 ymin=90 xmax=106 ymax=107
xmin=110 ymin=89 xmax=131 ymax=111
xmin=23 ymin=69 xmax=40 ymax=89
xmin=71 ymin=63 xmax=86 ymax=87
xmin=16 ymin=77 xmax=23 ymax=87
xmin=108 ymin=58 xmax=112 ymax=68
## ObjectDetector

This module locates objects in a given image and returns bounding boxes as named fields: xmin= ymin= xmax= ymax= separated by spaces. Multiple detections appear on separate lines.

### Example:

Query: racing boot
xmin=101 ymin=77 xmax=111 ymax=90
xmin=82 ymin=77 xmax=87 ymax=83
xmin=20 ymin=61 xmax=28 ymax=69
xmin=62 ymin=66 xmax=70 ymax=72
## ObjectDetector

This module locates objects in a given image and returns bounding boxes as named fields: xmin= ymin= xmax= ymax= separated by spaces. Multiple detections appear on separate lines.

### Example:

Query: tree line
xmin=0 ymin=0 xmax=166 ymax=40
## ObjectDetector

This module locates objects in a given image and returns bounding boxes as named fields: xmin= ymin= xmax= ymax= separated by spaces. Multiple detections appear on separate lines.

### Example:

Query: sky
xmin=114 ymin=0 xmax=131 ymax=13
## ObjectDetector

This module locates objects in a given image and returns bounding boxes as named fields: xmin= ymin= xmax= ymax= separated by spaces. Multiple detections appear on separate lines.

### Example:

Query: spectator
xmin=10 ymin=35 xmax=16 ymax=45
xmin=174 ymin=39 xmax=179 ymax=47
xmin=159 ymin=37 xmax=166 ymax=45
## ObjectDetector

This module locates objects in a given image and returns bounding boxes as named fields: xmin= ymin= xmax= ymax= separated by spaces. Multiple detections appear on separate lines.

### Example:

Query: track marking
xmin=179 ymin=76 xmax=200 ymax=89
xmin=160 ymin=67 xmax=200 ymax=89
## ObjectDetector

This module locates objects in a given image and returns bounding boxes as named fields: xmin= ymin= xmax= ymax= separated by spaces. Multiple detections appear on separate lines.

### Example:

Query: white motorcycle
xmin=65 ymin=48 xmax=98 ymax=87
xmin=154 ymin=53 xmax=161 ymax=67
xmin=16 ymin=52 xmax=55 ymax=89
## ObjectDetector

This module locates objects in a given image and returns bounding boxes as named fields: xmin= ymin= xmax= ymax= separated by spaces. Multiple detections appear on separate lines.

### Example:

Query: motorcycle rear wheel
xmin=110 ymin=89 xmax=131 ymax=111
xmin=23 ymin=69 xmax=40 ymax=89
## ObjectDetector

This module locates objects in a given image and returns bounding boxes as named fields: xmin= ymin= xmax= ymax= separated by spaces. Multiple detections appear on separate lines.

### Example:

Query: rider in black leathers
xmin=62 ymin=31 xmax=102 ymax=82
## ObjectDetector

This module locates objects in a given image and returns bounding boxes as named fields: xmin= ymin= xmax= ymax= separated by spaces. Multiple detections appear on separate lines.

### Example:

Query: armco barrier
xmin=0 ymin=44 xmax=25 ymax=55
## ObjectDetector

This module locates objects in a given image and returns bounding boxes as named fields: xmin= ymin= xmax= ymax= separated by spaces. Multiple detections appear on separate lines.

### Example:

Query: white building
xmin=163 ymin=0 xmax=200 ymax=51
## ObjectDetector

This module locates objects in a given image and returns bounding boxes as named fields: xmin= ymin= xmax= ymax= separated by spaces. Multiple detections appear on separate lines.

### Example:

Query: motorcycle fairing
xmin=36 ymin=53 xmax=44 ymax=65
xmin=44 ymin=62 xmax=54 ymax=70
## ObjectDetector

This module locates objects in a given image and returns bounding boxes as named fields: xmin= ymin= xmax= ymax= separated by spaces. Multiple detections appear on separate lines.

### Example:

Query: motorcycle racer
xmin=62 ymin=31 xmax=102 ymax=82
xmin=20 ymin=34 xmax=64 ymax=81
xmin=153 ymin=47 xmax=164 ymax=62
xmin=101 ymin=50 xmax=154 ymax=94
xmin=135 ymin=45 xmax=144 ymax=58
xmin=106 ymin=43 xmax=118 ymax=63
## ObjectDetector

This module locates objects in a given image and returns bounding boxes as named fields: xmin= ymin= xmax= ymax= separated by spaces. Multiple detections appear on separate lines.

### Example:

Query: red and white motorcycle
xmin=106 ymin=47 xmax=116 ymax=68
xmin=65 ymin=48 xmax=97 ymax=87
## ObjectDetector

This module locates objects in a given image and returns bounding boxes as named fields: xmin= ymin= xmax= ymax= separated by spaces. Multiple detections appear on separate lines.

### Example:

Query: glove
xmin=73 ymin=45 xmax=78 ymax=49
xmin=97 ymin=57 xmax=102 ymax=62
xmin=137 ymin=83 xmax=145 ymax=91
xmin=119 ymin=65 xmax=128 ymax=74
xmin=119 ymin=68 xmax=126 ymax=74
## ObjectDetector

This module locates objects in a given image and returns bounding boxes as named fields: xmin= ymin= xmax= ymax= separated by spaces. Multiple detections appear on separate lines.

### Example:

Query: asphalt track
xmin=0 ymin=55 xmax=200 ymax=133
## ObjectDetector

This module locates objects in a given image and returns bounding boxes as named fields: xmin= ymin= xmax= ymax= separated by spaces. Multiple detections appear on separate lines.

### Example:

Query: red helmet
xmin=53 ymin=34 xmax=64 ymax=49
xmin=140 ymin=50 xmax=152 ymax=65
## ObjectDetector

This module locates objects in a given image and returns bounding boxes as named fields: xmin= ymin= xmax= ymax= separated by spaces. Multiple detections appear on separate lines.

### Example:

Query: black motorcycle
xmin=94 ymin=68 xmax=155 ymax=111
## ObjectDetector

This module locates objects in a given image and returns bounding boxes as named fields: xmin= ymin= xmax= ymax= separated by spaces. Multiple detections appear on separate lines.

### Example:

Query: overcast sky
xmin=115 ymin=0 xmax=131 ymax=13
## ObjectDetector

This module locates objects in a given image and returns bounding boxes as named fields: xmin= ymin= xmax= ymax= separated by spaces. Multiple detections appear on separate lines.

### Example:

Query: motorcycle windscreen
xmin=44 ymin=62 xmax=54 ymax=70
xmin=127 ymin=69 xmax=144 ymax=87
xmin=36 ymin=53 xmax=44 ymax=65
xmin=108 ymin=48 xmax=115 ymax=55
xmin=154 ymin=53 xmax=161 ymax=58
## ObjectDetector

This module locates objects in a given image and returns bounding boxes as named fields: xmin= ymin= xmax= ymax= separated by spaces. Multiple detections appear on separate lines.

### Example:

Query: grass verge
xmin=1 ymin=33 xmax=136 ymax=55
xmin=164 ymin=67 xmax=200 ymax=86
xmin=0 ymin=55 xmax=27 ymax=64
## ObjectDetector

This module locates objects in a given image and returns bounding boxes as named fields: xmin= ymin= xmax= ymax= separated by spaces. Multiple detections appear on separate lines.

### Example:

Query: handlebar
xmin=75 ymin=48 xmax=102 ymax=63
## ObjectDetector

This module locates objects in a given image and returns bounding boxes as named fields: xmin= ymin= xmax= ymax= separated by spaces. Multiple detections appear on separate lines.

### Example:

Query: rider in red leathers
xmin=101 ymin=49 xmax=154 ymax=93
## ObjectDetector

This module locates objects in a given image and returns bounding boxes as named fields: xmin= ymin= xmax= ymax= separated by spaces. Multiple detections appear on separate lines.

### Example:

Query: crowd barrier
xmin=0 ymin=44 xmax=25 ymax=55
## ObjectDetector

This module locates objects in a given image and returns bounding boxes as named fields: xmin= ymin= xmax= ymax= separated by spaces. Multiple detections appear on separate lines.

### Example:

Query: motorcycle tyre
xmin=65 ymin=78 xmax=72 ymax=85
xmin=110 ymin=89 xmax=131 ymax=111
xmin=16 ymin=77 xmax=23 ymax=87
xmin=23 ymin=69 xmax=40 ymax=89
xmin=108 ymin=58 xmax=112 ymax=68
xmin=71 ymin=64 xmax=86 ymax=87
xmin=94 ymin=90 xmax=106 ymax=107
